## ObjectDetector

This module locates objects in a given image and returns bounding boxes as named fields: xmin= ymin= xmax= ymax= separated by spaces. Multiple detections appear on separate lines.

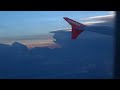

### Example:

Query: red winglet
xmin=63 ymin=17 xmax=85 ymax=39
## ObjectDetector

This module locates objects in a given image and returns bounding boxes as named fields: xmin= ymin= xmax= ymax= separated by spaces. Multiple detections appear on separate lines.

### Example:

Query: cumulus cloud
xmin=49 ymin=28 xmax=113 ymax=79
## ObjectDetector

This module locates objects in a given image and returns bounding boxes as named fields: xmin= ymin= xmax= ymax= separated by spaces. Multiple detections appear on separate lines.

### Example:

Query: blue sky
xmin=0 ymin=11 xmax=109 ymax=38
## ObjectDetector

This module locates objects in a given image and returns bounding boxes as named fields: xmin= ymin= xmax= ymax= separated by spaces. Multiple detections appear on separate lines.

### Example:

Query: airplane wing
xmin=63 ymin=17 xmax=86 ymax=39
xmin=63 ymin=17 xmax=113 ymax=39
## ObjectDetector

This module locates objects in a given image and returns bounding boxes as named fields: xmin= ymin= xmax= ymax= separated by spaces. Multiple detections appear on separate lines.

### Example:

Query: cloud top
xmin=81 ymin=11 xmax=115 ymax=27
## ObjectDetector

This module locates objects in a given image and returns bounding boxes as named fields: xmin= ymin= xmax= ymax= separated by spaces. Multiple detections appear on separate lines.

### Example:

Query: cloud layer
xmin=0 ymin=11 xmax=114 ymax=79
xmin=81 ymin=11 xmax=115 ymax=27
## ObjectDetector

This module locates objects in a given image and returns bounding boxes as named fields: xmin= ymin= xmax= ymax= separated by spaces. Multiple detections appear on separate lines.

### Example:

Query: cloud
xmin=82 ymin=21 xmax=106 ymax=26
xmin=80 ymin=11 xmax=115 ymax=27
xmin=50 ymin=29 xmax=113 ymax=78
xmin=108 ymin=11 xmax=115 ymax=15
xmin=0 ymin=28 xmax=113 ymax=79
xmin=81 ymin=11 xmax=115 ymax=21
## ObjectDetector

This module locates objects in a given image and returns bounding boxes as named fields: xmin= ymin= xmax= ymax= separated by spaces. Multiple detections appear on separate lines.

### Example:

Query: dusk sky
xmin=0 ymin=11 xmax=114 ymax=79
xmin=0 ymin=11 xmax=110 ymax=38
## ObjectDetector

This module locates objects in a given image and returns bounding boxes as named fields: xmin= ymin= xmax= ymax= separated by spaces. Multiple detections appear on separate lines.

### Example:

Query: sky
xmin=0 ymin=11 xmax=110 ymax=38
